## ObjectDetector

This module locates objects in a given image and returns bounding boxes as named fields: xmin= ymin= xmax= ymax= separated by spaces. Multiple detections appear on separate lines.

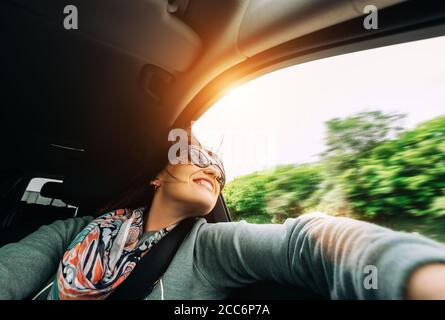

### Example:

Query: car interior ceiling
xmin=2 ymin=0 xmax=445 ymax=299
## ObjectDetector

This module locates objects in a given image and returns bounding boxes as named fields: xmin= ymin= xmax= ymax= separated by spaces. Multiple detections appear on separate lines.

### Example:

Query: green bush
xmin=223 ymin=164 xmax=323 ymax=223
xmin=222 ymin=171 xmax=274 ymax=220
xmin=341 ymin=116 xmax=445 ymax=218
xmin=264 ymin=164 xmax=323 ymax=223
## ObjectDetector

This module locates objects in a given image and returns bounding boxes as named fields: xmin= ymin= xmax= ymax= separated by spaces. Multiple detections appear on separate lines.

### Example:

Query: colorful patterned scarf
xmin=50 ymin=207 xmax=178 ymax=300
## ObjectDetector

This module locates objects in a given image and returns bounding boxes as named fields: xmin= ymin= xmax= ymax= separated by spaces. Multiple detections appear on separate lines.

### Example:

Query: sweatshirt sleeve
xmin=194 ymin=212 xmax=445 ymax=299
xmin=0 ymin=216 xmax=94 ymax=300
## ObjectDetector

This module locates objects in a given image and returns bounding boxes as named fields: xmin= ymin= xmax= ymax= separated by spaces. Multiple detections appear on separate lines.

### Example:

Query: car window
xmin=193 ymin=35 xmax=445 ymax=243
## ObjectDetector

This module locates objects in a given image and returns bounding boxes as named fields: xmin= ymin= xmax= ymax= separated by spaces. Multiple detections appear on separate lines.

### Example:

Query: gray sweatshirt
xmin=1 ymin=212 xmax=445 ymax=300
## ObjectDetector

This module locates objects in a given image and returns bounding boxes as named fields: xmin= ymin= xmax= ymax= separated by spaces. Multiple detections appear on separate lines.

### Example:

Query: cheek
xmin=165 ymin=165 xmax=218 ymax=208
xmin=167 ymin=164 xmax=194 ymax=181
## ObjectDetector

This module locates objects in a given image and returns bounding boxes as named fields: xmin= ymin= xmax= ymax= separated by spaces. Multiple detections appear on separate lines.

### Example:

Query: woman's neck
xmin=143 ymin=191 xmax=186 ymax=232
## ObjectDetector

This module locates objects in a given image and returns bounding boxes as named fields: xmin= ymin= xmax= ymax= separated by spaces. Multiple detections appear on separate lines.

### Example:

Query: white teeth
xmin=194 ymin=179 xmax=213 ymax=191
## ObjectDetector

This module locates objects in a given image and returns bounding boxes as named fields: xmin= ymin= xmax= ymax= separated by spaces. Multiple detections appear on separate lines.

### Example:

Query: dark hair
xmin=95 ymin=177 xmax=157 ymax=216
xmin=95 ymin=144 xmax=171 ymax=216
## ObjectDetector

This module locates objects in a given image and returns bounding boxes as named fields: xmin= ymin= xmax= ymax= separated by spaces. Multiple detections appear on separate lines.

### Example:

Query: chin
xmin=188 ymin=193 xmax=217 ymax=215
xmin=189 ymin=197 xmax=216 ymax=215
xmin=169 ymin=186 xmax=217 ymax=216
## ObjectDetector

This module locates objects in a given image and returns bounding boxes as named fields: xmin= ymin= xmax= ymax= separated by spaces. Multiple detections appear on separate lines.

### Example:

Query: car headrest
xmin=40 ymin=181 xmax=65 ymax=200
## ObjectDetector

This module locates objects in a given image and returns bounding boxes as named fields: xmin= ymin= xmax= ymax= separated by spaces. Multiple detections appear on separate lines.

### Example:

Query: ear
xmin=150 ymin=167 xmax=168 ymax=187
xmin=149 ymin=178 xmax=161 ymax=188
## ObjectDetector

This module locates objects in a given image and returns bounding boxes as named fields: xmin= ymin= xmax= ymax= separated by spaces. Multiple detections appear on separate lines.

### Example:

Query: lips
xmin=192 ymin=177 xmax=214 ymax=192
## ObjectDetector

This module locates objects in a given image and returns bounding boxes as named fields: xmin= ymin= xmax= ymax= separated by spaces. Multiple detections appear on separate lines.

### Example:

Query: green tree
xmin=341 ymin=116 xmax=445 ymax=218
xmin=323 ymin=111 xmax=405 ymax=173
xmin=316 ymin=111 xmax=406 ymax=215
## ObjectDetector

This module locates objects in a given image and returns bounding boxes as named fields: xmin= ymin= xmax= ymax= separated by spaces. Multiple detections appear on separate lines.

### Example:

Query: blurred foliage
xmin=223 ymin=112 xmax=445 ymax=230
xmin=341 ymin=116 xmax=445 ymax=218
xmin=264 ymin=164 xmax=323 ymax=223
xmin=322 ymin=111 xmax=405 ymax=175
xmin=223 ymin=171 xmax=274 ymax=220
xmin=223 ymin=164 xmax=322 ymax=223
xmin=324 ymin=111 xmax=405 ymax=156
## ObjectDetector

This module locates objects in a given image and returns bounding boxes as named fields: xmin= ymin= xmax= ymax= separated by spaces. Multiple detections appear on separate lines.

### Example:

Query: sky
xmin=193 ymin=35 xmax=445 ymax=182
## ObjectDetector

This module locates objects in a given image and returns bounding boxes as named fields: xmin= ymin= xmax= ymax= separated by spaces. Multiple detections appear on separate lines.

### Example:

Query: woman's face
xmin=156 ymin=161 xmax=222 ymax=216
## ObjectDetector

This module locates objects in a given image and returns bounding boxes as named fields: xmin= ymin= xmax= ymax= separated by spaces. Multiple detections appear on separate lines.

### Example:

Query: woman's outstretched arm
xmin=0 ymin=216 xmax=93 ymax=300
xmin=194 ymin=212 xmax=445 ymax=299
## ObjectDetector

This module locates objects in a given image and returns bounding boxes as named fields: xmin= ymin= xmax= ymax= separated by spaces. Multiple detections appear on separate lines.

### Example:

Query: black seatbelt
xmin=107 ymin=217 xmax=197 ymax=300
